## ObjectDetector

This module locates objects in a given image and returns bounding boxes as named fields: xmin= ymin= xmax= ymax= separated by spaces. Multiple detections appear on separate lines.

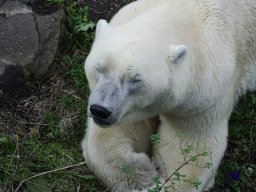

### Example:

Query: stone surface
xmin=0 ymin=1 xmax=38 ymax=69
xmin=0 ymin=1 xmax=63 ymax=78
xmin=33 ymin=10 xmax=63 ymax=76
xmin=0 ymin=0 xmax=63 ymax=101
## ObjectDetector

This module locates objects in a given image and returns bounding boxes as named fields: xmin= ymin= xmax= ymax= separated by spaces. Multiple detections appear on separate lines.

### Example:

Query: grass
xmin=0 ymin=51 xmax=107 ymax=191
xmin=0 ymin=0 xmax=255 ymax=192
xmin=214 ymin=94 xmax=256 ymax=192
xmin=0 ymin=50 xmax=105 ymax=191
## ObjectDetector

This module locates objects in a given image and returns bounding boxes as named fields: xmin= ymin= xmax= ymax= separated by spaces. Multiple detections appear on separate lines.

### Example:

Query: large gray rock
xmin=0 ymin=2 xmax=38 ymax=70
xmin=33 ymin=10 xmax=63 ymax=76
xmin=0 ymin=0 xmax=63 ymax=101
xmin=0 ymin=1 xmax=63 ymax=78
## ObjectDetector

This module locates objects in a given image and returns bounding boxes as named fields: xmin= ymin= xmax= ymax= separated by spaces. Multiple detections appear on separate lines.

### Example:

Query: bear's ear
xmin=168 ymin=44 xmax=188 ymax=65
xmin=95 ymin=19 xmax=110 ymax=39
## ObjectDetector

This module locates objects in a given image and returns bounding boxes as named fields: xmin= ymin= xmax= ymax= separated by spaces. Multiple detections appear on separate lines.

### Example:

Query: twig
xmin=14 ymin=162 xmax=87 ymax=192
xmin=76 ymin=185 xmax=80 ymax=192
xmin=63 ymin=90 xmax=83 ymax=100
xmin=158 ymin=152 xmax=207 ymax=191
xmin=154 ymin=146 xmax=168 ymax=178
xmin=18 ymin=121 xmax=53 ymax=127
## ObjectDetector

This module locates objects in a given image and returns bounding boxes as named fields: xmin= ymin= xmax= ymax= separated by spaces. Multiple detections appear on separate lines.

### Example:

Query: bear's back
xmin=228 ymin=0 xmax=256 ymax=96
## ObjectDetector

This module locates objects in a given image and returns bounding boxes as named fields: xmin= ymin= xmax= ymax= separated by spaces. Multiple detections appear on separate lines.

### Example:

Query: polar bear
xmin=82 ymin=0 xmax=256 ymax=191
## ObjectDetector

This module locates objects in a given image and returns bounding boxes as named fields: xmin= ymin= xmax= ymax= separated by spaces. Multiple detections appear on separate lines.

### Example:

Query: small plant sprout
xmin=150 ymin=133 xmax=160 ymax=145
xmin=121 ymin=164 xmax=132 ymax=175
xmin=192 ymin=179 xmax=202 ymax=190
xmin=148 ymin=177 xmax=162 ymax=192
xmin=180 ymin=145 xmax=193 ymax=155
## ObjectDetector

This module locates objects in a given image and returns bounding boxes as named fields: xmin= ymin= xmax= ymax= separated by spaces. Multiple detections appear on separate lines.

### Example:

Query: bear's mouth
xmin=93 ymin=117 xmax=112 ymax=127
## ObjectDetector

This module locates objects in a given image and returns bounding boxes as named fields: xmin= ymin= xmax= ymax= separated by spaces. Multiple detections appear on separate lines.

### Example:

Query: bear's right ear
xmin=168 ymin=44 xmax=188 ymax=65
xmin=95 ymin=19 xmax=110 ymax=39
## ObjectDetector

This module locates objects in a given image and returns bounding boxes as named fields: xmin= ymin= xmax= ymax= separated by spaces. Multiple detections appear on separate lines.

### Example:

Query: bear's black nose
xmin=90 ymin=104 xmax=111 ymax=119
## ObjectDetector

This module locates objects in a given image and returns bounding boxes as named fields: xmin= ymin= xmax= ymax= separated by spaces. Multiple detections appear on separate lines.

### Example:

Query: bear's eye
xmin=95 ymin=65 xmax=104 ymax=73
xmin=129 ymin=74 xmax=142 ymax=84
xmin=128 ymin=75 xmax=143 ymax=93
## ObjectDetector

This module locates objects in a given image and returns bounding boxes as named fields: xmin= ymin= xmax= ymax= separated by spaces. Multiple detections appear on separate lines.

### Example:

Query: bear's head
xmin=85 ymin=20 xmax=188 ymax=128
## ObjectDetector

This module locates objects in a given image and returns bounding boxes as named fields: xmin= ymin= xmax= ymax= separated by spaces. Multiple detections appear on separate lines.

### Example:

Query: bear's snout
xmin=89 ymin=104 xmax=116 ymax=127
xmin=90 ymin=104 xmax=112 ymax=119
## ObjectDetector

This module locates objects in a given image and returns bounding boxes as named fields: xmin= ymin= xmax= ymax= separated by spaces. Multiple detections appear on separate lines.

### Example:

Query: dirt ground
xmin=84 ymin=0 xmax=135 ymax=21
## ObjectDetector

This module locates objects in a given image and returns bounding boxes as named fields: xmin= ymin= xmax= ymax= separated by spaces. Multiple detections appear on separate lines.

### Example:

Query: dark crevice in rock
xmin=0 ymin=0 xmax=7 ymax=17
xmin=0 ymin=65 xmax=31 ymax=108
xmin=0 ymin=0 xmax=6 ymax=7
xmin=24 ymin=0 xmax=61 ymax=15
xmin=31 ymin=11 xmax=41 ymax=74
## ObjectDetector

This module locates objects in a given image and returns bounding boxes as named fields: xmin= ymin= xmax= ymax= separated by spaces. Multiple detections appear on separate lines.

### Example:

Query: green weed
xmin=46 ymin=0 xmax=64 ymax=5
xmin=61 ymin=2 xmax=95 ymax=52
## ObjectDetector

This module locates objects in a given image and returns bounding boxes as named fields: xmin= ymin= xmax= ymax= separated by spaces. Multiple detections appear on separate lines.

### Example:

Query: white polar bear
xmin=82 ymin=0 xmax=256 ymax=191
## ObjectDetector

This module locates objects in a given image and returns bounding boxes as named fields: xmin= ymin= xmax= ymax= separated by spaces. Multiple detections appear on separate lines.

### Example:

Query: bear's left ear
xmin=95 ymin=19 xmax=110 ymax=39
xmin=168 ymin=44 xmax=188 ymax=65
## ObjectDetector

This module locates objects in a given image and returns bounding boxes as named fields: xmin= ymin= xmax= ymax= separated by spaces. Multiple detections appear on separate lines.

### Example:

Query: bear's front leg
xmin=82 ymin=117 xmax=159 ymax=192
xmin=153 ymin=117 xmax=229 ymax=192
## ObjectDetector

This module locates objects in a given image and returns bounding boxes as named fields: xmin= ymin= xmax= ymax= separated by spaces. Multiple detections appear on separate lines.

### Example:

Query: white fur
xmin=82 ymin=0 xmax=256 ymax=191
xmin=95 ymin=19 xmax=109 ymax=39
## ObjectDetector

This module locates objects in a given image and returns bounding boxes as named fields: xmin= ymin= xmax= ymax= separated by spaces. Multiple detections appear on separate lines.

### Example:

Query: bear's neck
xmin=160 ymin=88 xmax=234 ymax=134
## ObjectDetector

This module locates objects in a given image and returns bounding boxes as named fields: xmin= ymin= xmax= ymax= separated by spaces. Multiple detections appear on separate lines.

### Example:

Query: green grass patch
xmin=214 ymin=93 xmax=256 ymax=191
xmin=59 ymin=55 xmax=90 ymax=97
